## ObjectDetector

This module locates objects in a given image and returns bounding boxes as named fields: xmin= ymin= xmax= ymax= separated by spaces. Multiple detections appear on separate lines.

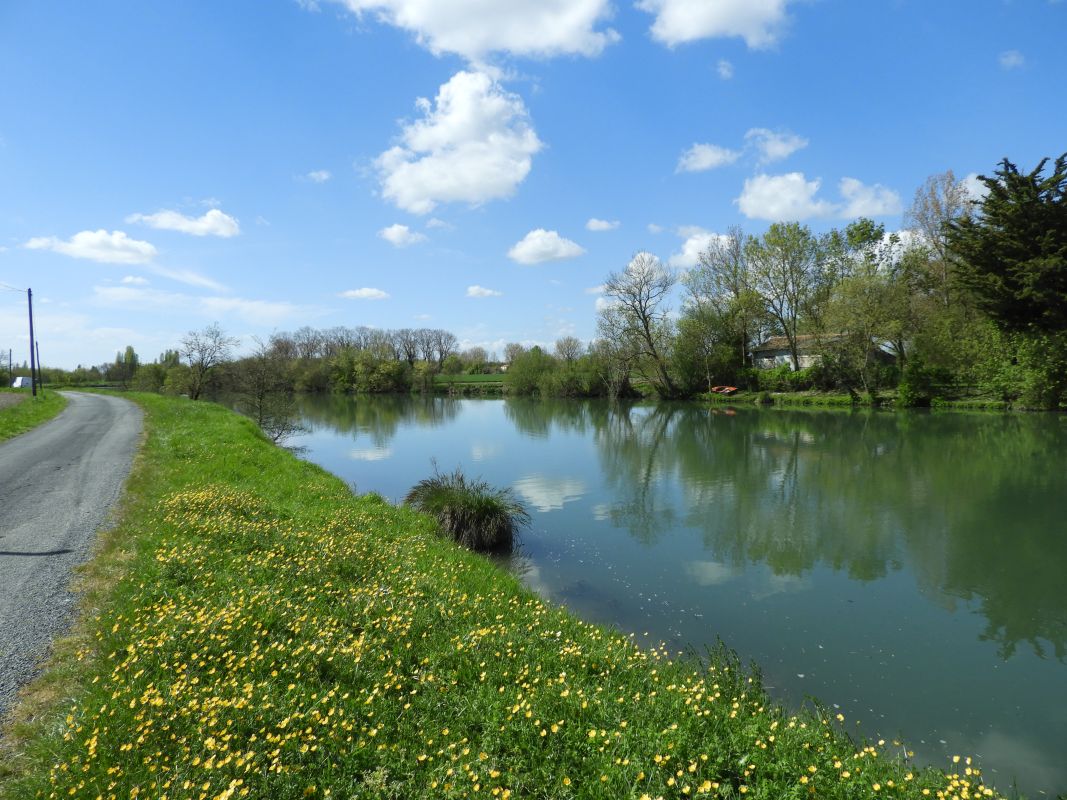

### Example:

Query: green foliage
xmin=948 ymin=154 xmax=1067 ymax=334
xmin=330 ymin=349 xmax=412 ymax=394
xmin=504 ymin=346 xmax=556 ymax=395
xmin=404 ymin=466 xmax=529 ymax=552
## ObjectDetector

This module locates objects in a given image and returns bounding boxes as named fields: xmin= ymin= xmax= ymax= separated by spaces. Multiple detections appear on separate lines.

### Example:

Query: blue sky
xmin=1 ymin=0 xmax=1063 ymax=368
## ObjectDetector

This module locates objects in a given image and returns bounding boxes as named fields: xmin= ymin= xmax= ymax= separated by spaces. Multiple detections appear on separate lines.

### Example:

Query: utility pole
xmin=27 ymin=288 xmax=38 ymax=397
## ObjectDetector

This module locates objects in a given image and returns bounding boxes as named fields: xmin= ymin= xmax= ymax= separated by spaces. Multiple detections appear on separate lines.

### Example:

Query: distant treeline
xmin=45 ymin=155 xmax=1067 ymax=410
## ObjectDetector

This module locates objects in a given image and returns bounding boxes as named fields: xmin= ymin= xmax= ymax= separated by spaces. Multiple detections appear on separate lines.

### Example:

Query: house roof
xmin=751 ymin=334 xmax=842 ymax=354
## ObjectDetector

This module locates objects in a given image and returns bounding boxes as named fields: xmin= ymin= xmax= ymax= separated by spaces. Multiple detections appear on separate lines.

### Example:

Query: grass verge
xmin=0 ymin=394 xmax=1005 ymax=799
xmin=0 ymin=390 xmax=68 ymax=443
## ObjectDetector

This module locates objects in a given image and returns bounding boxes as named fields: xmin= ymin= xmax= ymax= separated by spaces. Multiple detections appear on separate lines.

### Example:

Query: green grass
xmin=434 ymin=373 xmax=505 ymax=384
xmin=702 ymin=390 xmax=861 ymax=408
xmin=0 ymin=394 xmax=1008 ymax=800
xmin=0 ymin=390 xmax=68 ymax=443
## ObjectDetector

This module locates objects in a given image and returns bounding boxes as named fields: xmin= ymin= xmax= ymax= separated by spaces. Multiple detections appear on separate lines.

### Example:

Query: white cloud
xmin=737 ymin=173 xmax=834 ymax=221
xmin=339 ymin=287 xmax=390 ymax=300
xmin=126 ymin=208 xmax=240 ymax=238
xmin=586 ymin=218 xmax=620 ymax=231
xmin=738 ymin=173 xmax=903 ymax=221
xmin=120 ymin=275 xmax=149 ymax=285
xmin=637 ymin=0 xmax=793 ymax=48
xmin=961 ymin=172 xmax=990 ymax=203
xmin=716 ymin=58 xmax=734 ymax=79
xmin=744 ymin=127 xmax=808 ymax=164
xmin=306 ymin=169 xmax=332 ymax=183
xmin=379 ymin=223 xmax=428 ymax=247
xmin=148 ymin=265 xmax=226 ymax=291
xmin=669 ymin=226 xmax=727 ymax=268
xmin=999 ymin=50 xmax=1025 ymax=70
xmin=467 ymin=284 xmax=503 ymax=297
xmin=333 ymin=0 xmax=617 ymax=61
xmin=584 ymin=284 xmax=606 ymax=295
xmin=647 ymin=223 xmax=664 ymax=234
xmin=507 ymin=229 xmax=585 ymax=264
xmin=376 ymin=70 xmax=543 ymax=214
xmin=426 ymin=217 xmax=453 ymax=230
xmin=413 ymin=313 xmax=432 ymax=320
xmin=512 ymin=474 xmax=586 ymax=512
xmin=349 ymin=447 xmax=392 ymax=461
xmin=594 ymin=296 xmax=616 ymax=312
xmin=838 ymin=177 xmax=903 ymax=218
xmin=677 ymin=142 xmax=742 ymax=173
xmin=24 ymin=229 xmax=157 ymax=265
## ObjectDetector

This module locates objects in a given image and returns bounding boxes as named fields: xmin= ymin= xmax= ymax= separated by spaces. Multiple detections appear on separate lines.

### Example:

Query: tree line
xmin=46 ymin=153 xmax=1067 ymax=410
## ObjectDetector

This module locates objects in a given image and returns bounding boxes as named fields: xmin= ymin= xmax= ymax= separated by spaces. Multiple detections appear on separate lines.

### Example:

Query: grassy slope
xmin=435 ymin=373 xmax=505 ymax=384
xmin=0 ymin=395 xmax=1002 ymax=800
xmin=0 ymin=390 xmax=67 ymax=443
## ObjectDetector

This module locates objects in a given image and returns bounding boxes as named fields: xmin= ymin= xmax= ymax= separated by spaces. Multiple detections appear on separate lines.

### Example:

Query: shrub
xmin=404 ymin=466 xmax=530 ymax=552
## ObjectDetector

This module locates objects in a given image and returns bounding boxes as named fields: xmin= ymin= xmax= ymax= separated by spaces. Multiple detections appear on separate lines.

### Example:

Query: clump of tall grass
xmin=404 ymin=466 xmax=529 ymax=552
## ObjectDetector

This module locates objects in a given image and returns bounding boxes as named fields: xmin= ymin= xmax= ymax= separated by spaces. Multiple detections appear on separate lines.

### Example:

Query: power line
xmin=0 ymin=281 xmax=27 ymax=293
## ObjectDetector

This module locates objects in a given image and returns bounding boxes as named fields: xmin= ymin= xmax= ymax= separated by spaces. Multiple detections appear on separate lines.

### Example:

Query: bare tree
xmin=235 ymin=338 xmax=305 ymax=443
xmin=503 ymin=342 xmax=526 ymax=364
xmin=180 ymin=323 xmax=239 ymax=400
xmin=601 ymin=252 xmax=678 ymax=396
xmin=904 ymin=170 xmax=974 ymax=307
xmin=415 ymin=328 xmax=437 ymax=364
xmin=554 ymin=336 xmax=583 ymax=363
xmin=395 ymin=328 xmax=420 ymax=365
xmin=268 ymin=331 xmax=298 ymax=361
xmin=431 ymin=329 xmax=458 ymax=369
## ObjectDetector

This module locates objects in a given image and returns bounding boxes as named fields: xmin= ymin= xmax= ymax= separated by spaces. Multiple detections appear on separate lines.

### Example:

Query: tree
xmin=180 ymin=323 xmax=239 ymax=400
xmin=746 ymin=222 xmax=829 ymax=371
xmin=687 ymin=226 xmax=764 ymax=369
xmin=235 ymin=339 xmax=305 ymax=443
xmin=554 ymin=336 xmax=582 ymax=363
xmin=947 ymin=154 xmax=1067 ymax=335
xmin=503 ymin=342 xmax=526 ymax=364
xmin=431 ymin=329 xmax=459 ymax=369
xmin=600 ymin=252 xmax=678 ymax=397
xmin=905 ymin=170 xmax=975 ymax=307
xmin=395 ymin=328 xmax=420 ymax=365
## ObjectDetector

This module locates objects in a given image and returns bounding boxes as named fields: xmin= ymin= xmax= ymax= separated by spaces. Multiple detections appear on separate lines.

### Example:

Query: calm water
xmin=288 ymin=395 xmax=1067 ymax=795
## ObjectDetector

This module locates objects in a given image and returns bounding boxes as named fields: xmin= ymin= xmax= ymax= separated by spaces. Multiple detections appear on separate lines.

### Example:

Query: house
xmin=750 ymin=335 xmax=896 ymax=370
xmin=750 ymin=335 xmax=834 ymax=370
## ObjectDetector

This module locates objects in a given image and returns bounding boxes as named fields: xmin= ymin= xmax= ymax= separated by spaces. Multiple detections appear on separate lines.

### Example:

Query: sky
xmin=1 ymin=0 xmax=1064 ymax=369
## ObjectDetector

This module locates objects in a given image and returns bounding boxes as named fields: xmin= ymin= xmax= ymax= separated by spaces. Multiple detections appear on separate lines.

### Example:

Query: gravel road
xmin=0 ymin=392 xmax=142 ymax=725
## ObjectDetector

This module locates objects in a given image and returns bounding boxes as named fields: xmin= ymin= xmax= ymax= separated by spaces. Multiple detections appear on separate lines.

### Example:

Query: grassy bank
xmin=1 ymin=394 xmax=1004 ymax=799
xmin=0 ymin=390 xmax=68 ymax=443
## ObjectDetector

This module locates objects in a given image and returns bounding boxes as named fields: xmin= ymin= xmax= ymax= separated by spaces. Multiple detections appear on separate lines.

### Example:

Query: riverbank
xmin=0 ymin=390 xmax=67 ymax=442
xmin=1 ymin=394 xmax=1007 ymax=799
xmin=701 ymin=389 xmax=1012 ymax=411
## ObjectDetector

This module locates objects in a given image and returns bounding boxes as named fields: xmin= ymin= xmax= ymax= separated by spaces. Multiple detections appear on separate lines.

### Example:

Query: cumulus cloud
xmin=744 ymin=128 xmax=808 ymax=164
xmin=838 ymin=177 xmax=903 ymax=217
xmin=669 ymin=226 xmax=727 ymax=268
xmin=637 ymin=0 xmax=794 ymax=48
xmin=998 ymin=50 xmax=1025 ymax=70
xmin=737 ymin=173 xmax=834 ymax=221
xmin=339 ymin=288 xmax=390 ymax=300
xmin=121 ymin=275 xmax=149 ymax=285
xmin=507 ymin=229 xmax=585 ymax=264
xmin=306 ymin=169 xmax=332 ymax=183
xmin=960 ymin=172 xmax=990 ymax=203
xmin=126 ymin=208 xmax=240 ymax=237
xmin=376 ymin=71 xmax=543 ymax=214
xmin=379 ymin=223 xmax=428 ymax=247
xmin=738 ymin=173 xmax=903 ymax=221
xmin=331 ymin=0 xmax=618 ymax=61
xmin=586 ymin=218 xmax=620 ymax=231
xmin=716 ymin=59 xmax=734 ymax=79
xmin=25 ymin=229 xmax=157 ymax=265
xmin=677 ymin=143 xmax=742 ymax=173
xmin=467 ymin=285 xmax=503 ymax=297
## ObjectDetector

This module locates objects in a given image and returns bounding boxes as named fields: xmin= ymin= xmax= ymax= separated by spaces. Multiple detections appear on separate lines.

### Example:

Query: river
xmin=287 ymin=394 xmax=1067 ymax=795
